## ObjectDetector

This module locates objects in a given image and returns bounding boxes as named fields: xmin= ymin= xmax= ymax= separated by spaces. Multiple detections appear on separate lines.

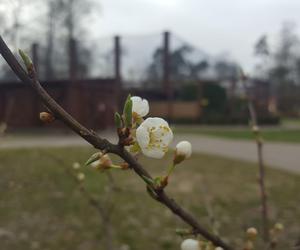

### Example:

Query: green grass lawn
xmin=0 ymin=147 xmax=299 ymax=250
xmin=174 ymin=126 xmax=300 ymax=143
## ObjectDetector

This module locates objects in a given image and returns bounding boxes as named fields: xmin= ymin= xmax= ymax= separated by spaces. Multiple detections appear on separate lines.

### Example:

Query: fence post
xmin=31 ymin=43 xmax=39 ymax=78
xmin=163 ymin=31 xmax=173 ymax=121
xmin=69 ymin=38 xmax=78 ymax=82
xmin=66 ymin=38 xmax=81 ymax=126
xmin=114 ymin=35 xmax=122 ymax=107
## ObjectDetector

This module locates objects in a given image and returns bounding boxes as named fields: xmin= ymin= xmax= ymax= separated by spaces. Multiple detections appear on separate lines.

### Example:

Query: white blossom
xmin=136 ymin=117 xmax=173 ymax=159
xmin=176 ymin=141 xmax=192 ymax=159
xmin=215 ymin=247 xmax=224 ymax=250
xmin=131 ymin=96 xmax=149 ymax=117
xmin=180 ymin=239 xmax=200 ymax=250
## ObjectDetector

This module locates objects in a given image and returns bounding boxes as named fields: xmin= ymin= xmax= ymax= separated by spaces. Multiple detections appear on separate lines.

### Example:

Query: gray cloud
xmin=91 ymin=0 xmax=300 ymax=71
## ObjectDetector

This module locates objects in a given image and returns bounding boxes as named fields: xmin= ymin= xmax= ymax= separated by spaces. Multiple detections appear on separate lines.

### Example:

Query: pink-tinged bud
xmin=246 ymin=227 xmax=258 ymax=239
xmin=90 ymin=154 xmax=113 ymax=170
xmin=39 ymin=112 xmax=55 ymax=123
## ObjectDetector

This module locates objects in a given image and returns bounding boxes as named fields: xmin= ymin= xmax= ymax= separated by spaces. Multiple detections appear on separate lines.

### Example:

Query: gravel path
xmin=1 ymin=133 xmax=299 ymax=174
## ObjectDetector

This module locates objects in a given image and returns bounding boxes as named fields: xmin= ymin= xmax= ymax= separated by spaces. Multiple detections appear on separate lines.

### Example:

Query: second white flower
xmin=131 ymin=96 xmax=149 ymax=117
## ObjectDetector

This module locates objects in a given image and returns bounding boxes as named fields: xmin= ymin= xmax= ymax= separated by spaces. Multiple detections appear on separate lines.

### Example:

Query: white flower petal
xmin=142 ymin=147 xmax=165 ymax=159
xmin=139 ymin=99 xmax=149 ymax=117
xmin=161 ymin=128 xmax=173 ymax=145
xmin=131 ymin=96 xmax=149 ymax=117
xmin=136 ymin=125 xmax=150 ymax=149
xmin=148 ymin=117 xmax=168 ymax=127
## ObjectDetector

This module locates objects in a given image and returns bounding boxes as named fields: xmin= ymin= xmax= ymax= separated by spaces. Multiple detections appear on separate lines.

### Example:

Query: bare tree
xmin=43 ymin=0 xmax=100 ymax=79
xmin=254 ymin=34 xmax=270 ymax=78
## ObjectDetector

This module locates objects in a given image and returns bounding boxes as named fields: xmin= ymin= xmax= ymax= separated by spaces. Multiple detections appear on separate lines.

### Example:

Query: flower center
xmin=146 ymin=126 xmax=169 ymax=153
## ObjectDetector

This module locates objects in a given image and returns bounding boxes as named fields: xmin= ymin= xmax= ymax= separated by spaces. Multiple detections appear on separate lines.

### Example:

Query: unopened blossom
xmin=176 ymin=141 xmax=192 ymax=158
xmin=181 ymin=239 xmax=200 ymax=250
xmin=90 ymin=154 xmax=113 ymax=170
xmin=174 ymin=141 xmax=192 ymax=164
xmin=131 ymin=96 xmax=149 ymax=118
xmin=39 ymin=112 xmax=55 ymax=123
xmin=246 ymin=227 xmax=258 ymax=239
xmin=77 ymin=172 xmax=85 ymax=181
xmin=72 ymin=162 xmax=81 ymax=170
xmin=274 ymin=223 xmax=284 ymax=232
xmin=252 ymin=125 xmax=260 ymax=133
xmin=136 ymin=117 xmax=173 ymax=159
xmin=215 ymin=247 xmax=224 ymax=250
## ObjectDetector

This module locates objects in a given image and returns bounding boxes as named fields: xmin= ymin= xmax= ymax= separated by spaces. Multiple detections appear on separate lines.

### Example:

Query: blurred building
xmin=0 ymin=31 xmax=277 ymax=130
xmin=0 ymin=78 xmax=117 ymax=129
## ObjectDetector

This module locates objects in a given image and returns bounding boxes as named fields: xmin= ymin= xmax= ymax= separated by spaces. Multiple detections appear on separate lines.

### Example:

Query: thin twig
xmin=201 ymin=178 xmax=220 ymax=236
xmin=0 ymin=36 xmax=233 ymax=250
xmin=242 ymin=74 xmax=269 ymax=242
xmin=44 ymin=152 xmax=116 ymax=250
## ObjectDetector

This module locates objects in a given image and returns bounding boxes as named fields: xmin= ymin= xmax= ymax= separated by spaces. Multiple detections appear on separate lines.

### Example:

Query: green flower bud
xmin=123 ymin=95 xmax=133 ymax=128
xmin=114 ymin=112 xmax=122 ymax=128
xmin=19 ymin=49 xmax=33 ymax=72
xmin=85 ymin=152 xmax=102 ymax=166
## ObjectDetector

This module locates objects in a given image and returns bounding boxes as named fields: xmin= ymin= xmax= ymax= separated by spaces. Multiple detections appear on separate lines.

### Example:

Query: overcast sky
xmin=94 ymin=0 xmax=300 ymax=71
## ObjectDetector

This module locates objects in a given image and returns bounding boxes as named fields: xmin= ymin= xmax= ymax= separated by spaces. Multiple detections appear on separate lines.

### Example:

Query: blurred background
xmin=0 ymin=1 xmax=300 ymax=250
xmin=2 ymin=0 xmax=300 ymax=128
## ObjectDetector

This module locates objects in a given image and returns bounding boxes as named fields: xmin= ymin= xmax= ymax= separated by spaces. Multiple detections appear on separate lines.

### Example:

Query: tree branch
xmin=0 ymin=36 xmax=233 ymax=250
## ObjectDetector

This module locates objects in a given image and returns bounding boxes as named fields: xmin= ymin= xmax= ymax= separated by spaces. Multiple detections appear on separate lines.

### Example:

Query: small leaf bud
xmin=77 ymin=172 xmax=85 ymax=182
xmin=39 ymin=112 xmax=55 ymax=123
xmin=88 ymin=153 xmax=113 ymax=171
xmin=19 ymin=49 xmax=33 ymax=72
xmin=114 ymin=112 xmax=122 ymax=128
xmin=274 ymin=223 xmax=284 ymax=232
xmin=246 ymin=227 xmax=258 ymax=240
xmin=72 ymin=162 xmax=81 ymax=170
xmin=123 ymin=96 xmax=133 ymax=128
